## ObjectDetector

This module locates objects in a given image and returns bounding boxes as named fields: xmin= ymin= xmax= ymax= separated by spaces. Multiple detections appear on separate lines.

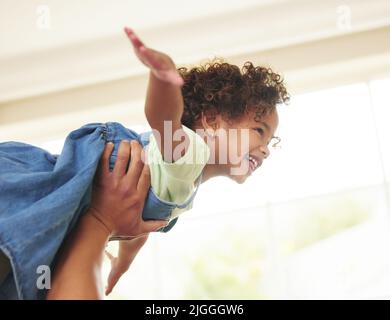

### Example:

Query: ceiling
xmin=1 ymin=0 xmax=390 ymax=143
xmin=1 ymin=0 xmax=390 ymax=103
xmin=0 ymin=0 xmax=274 ymax=58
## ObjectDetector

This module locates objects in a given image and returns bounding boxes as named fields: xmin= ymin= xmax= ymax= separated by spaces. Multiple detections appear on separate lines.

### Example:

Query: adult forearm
xmin=46 ymin=212 xmax=109 ymax=300
xmin=46 ymin=140 xmax=165 ymax=300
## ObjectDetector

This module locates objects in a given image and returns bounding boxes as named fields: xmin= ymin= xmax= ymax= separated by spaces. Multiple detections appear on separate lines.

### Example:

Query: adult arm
xmin=46 ymin=140 xmax=167 ymax=299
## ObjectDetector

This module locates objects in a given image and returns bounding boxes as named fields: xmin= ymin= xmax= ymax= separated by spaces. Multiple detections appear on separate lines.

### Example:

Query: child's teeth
xmin=248 ymin=156 xmax=258 ymax=171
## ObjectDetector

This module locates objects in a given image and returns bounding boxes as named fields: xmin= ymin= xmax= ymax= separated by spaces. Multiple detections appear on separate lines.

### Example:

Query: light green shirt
xmin=147 ymin=125 xmax=210 ymax=219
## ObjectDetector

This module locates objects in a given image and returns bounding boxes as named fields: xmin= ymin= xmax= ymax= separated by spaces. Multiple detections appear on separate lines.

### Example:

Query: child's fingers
xmin=105 ymin=277 xmax=115 ymax=295
xmin=139 ymin=46 xmax=162 ymax=70
xmin=106 ymin=270 xmax=122 ymax=296
xmin=105 ymin=250 xmax=115 ymax=261
xmin=123 ymin=26 xmax=134 ymax=36
xmin=124 ymin=27 xmax=145 ymax=49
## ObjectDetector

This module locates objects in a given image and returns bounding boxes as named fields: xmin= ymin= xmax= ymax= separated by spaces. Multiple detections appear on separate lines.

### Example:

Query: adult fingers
xmin=140 ymin=219 xmax=168 ymax=234
xmin=136 ymin=163 xmax=151 ymax=199
xmin=113 ymin=140 xmax=131 ymax=178
xmin=96 ymin=142 xmax=114 ymax=180
xmin=125 ymin=140 xmax=144 ymax=183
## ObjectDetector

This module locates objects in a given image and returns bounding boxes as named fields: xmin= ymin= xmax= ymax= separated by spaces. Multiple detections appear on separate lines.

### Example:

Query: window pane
xmin=369 ymin=77 xmax=390 ymax=182
xmin=263 ymin=185 xmax=390 ymax=299
xmin=189 ymin=176 xmax=269 ymax=219
xmin=259 ymin=83 xmax=384 ymax=203
xmin=107 ymin=208 xmax=269 ymax=299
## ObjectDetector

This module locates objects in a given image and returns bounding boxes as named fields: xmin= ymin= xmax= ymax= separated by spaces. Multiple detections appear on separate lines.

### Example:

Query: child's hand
xmin=104 ymin=250 xmax=129 ymax=296
xmin=105 ymin=234 xmax=149 ymax=295
xmin=124 ymin=27 xmax=184 ymax=86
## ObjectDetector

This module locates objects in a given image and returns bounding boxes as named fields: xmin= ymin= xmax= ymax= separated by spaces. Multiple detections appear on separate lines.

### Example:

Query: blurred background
xmin=1 ymin=0 xmax=390 ymax=299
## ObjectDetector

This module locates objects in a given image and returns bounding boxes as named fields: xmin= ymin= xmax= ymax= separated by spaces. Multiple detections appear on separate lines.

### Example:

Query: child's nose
xmin=260 ymin=145 xmax=270 ymax=159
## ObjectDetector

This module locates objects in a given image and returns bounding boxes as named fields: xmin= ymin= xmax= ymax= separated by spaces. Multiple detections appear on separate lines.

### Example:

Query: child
xmin=0 ymin=27 xmax=289 ymax=299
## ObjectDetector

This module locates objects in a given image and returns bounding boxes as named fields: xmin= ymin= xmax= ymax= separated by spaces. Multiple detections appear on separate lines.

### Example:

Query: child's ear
xmin=201 ymin=110 xmax=219 ymax=131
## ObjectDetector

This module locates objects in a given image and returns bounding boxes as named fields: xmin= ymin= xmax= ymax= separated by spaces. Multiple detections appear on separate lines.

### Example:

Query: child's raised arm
xmin=124 ymin=27 xmax=188 ymax=162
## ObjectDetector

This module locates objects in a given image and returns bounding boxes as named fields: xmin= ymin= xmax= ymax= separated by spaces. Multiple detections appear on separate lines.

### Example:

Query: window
xmin=39 ymin=78 xmax=390 ymax=299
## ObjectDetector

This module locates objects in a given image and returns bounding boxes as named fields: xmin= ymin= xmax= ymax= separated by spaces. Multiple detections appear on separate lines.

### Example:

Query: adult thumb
xmin=142 ymin=219 xmax=169 ymax=233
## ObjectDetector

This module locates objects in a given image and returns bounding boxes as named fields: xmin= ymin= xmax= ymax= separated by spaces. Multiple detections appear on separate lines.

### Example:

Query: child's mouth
xmin=245 ymin=154 xmax=262 ymax=174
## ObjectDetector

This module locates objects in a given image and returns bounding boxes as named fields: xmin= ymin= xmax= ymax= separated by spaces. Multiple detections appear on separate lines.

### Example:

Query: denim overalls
xmin=0 ymin=122 xmax=201 ymax=299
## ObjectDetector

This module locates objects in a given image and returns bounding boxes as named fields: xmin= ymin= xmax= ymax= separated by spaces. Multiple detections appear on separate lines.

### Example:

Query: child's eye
xmin=255 ymin=128 xmax=264 ymax=135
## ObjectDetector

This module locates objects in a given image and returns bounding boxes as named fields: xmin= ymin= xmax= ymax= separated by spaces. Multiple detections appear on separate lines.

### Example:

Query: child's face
xmin=204 ymin=108 xmax=279 ymax=183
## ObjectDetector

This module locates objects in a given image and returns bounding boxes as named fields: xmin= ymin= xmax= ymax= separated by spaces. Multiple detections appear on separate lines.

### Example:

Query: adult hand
xmin=47 ymin=140 xmax=166 ymax=300
xmin=89 ymin=140 xmax=168 ymax=239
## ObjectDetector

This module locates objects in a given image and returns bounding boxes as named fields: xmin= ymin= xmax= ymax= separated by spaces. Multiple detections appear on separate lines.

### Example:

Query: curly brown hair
xmin=178 ymin=59 xmax=289 ymax=128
